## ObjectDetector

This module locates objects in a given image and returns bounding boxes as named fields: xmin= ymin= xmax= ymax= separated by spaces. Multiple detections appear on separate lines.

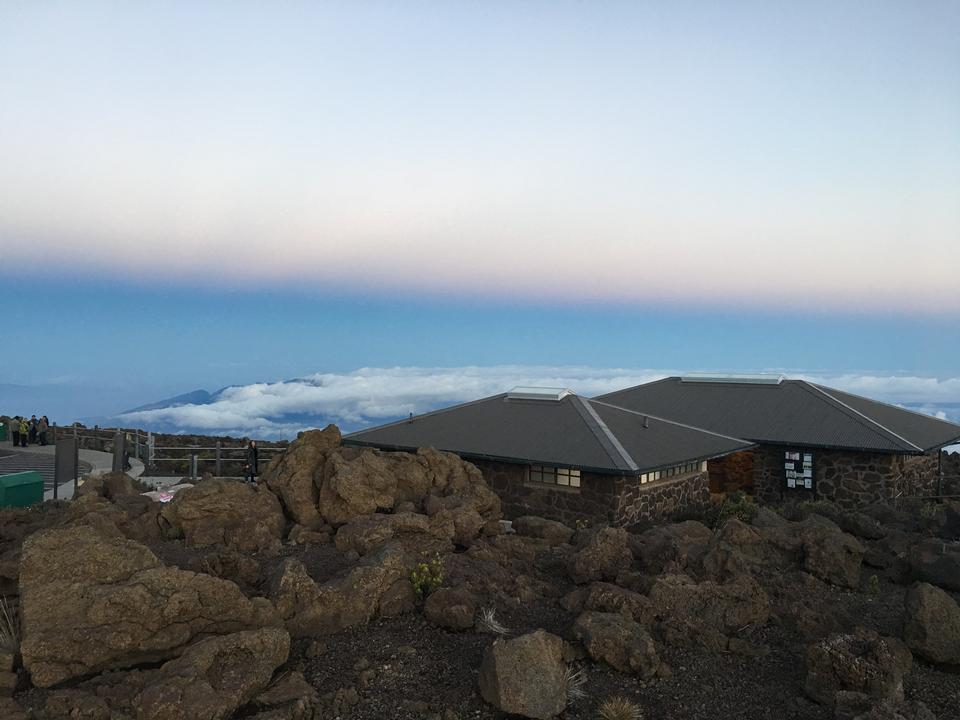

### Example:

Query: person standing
xmin=10 ymin=417 xmax=20 ymax=447
xmin=18 ymin=418 xmax=29 ymax=447
xmin=38 ymin=416 xmax=49 ymax=446
xmin=28 ymin=415 xmax=38 ymax=444
xmin=244 ymin=440 xmax=259 ymax=483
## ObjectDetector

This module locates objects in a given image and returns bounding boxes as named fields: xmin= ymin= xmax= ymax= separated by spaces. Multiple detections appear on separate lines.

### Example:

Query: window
xmin=527 ymin=465 xmax=581 ymax=489
xmin=639 ymin=460 xmax=704 ymax=484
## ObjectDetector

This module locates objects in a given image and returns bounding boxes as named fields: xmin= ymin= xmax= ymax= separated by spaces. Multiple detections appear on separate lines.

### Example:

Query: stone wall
xmin=473 ymin=460 xmax=710 ymax=527
xmin=754 ymin=444 xmax=944 ymax=509
xmin=474 ymin=460 xmax=617 ymax=525
xmin=613 ymin=471 xmax=711 ymax=526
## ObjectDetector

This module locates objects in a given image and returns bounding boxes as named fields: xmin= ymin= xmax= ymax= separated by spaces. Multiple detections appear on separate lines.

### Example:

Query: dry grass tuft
xmin=564 ymin=666 xmax=587 ymax=703
xmin=0 ymin=596 xmax=19 ymax=653
xmin=477 ymin=607 xmax=509 ymax=636
xmin=598 ymin=695 xmax=643 ymax=720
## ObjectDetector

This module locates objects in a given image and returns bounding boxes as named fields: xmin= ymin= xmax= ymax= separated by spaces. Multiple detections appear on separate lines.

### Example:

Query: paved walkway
xmin=1 ymin=439 xmax=144 ymax=500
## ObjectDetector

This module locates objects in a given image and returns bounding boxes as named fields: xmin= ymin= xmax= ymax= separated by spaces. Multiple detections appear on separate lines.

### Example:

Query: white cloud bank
xmin=116 ymin=366 xmax=960 ymax=442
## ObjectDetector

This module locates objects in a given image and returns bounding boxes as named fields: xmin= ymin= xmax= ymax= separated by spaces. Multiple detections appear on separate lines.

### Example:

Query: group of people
xmin=9 ymin=415 xmax=51 ymax=447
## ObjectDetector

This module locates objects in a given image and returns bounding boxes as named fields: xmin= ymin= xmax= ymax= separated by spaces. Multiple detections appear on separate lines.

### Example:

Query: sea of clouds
xmin=115 ymin=366 xmax=960 ymax=444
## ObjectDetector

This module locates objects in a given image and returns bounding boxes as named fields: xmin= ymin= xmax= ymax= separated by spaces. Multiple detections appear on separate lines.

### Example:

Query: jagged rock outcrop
xmin=903 ymin=582 xmax=960 ymax=665
xmin=648 ymin=573 xmax=770 ymax=653
xmin=262 ymin=425 xmax=342 ymax=528
xmin=334 ymin=511 xmax=454 ymax=556
xmin=804 ymin=628 xmax=913 ymax=709
xmin=261 ymin=426 xmax=501 ymax=532
xmin=134 ymin=628 xmax=290 ymax=720
xmin=76 ymin=470 xmax=148 ymax=500
xmin=478 ymin=630 xmax=567 ymax=720
xmin=629 ymin=519 xmax=712 ymax=575
xmin=567 ymin=527 xmax=632 ymax=584
xmin=161 ymin=479 xmax=286 ymax=554
xmin=19 ymin=525 xmax=278 ymax=687
xmin=573 ymin=610 xmax=660 ymax=678
xmin=270 ymin=543 xmax=413 ymax=636
xmin=61 ymin=492 xmax=164 ymax=544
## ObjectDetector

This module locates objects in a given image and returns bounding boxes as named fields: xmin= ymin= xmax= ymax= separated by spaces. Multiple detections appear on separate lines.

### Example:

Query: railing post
xmin=215 ymin=441 xmax=222 ymax=477
xmin=147 ymin=432 xmax=154 ymax=469
xmin=135 ymin=432 xmax=140 ymax=462
xmin=190 ymin=453 xmax=198 ymax=480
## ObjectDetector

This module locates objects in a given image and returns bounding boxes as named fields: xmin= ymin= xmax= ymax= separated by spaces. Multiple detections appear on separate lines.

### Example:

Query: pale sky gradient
xmin=2 ymin=1 xmax=958 ymax=313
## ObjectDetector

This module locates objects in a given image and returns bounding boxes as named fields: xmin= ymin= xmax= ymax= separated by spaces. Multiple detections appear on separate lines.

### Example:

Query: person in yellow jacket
xmin=18 ymin=418 xmax=29 ymax=447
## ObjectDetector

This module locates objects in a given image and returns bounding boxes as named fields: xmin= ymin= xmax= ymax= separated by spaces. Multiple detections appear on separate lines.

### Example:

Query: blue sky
xmin=0 ymin=1 xmax=958 ymax=431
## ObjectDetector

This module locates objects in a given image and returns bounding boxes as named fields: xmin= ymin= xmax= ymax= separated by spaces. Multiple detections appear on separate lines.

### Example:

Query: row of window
xmin=526 ymin=460 xmax=706 ymax=489
xmin=528 ymin=465 xmax=581 ymax=487
xmin=639 ymin=460 xmax=706 ymax=484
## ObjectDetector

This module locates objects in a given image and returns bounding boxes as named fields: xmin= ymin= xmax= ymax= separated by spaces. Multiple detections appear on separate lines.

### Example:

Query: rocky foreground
xmin=0 ymin=425 xmax=958 ymax=719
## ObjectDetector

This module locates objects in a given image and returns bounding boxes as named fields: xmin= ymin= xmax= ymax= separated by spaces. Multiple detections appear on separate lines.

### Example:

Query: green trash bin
xmin=0 ymin=471 xmax=44 ymax=507
xmin=0 ymin=421 xmax=6 ymax=441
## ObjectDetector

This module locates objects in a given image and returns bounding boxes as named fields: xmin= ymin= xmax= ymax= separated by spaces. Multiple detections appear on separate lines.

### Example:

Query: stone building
xmin=597 ymin=375 xmax=960 ymax=509
xmin=343 ymin=387 xmax=752 ymax=526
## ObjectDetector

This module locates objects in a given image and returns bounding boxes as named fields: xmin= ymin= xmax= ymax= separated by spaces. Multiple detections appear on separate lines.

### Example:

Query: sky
xmin=0 ymin=1 xmax=958 ymax=433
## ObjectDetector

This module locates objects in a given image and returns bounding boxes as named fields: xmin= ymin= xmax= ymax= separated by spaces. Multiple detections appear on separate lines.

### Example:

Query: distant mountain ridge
xmin=123 ymin=389 xmax=217 ymax=413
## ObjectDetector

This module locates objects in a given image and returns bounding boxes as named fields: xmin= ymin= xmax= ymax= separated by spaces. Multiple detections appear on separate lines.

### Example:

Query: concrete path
xmin=1 ymin=439 xmax=144 ymax=500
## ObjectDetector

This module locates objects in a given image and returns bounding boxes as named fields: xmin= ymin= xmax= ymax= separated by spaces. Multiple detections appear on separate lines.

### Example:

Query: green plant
xmin=598 ymin=696 xmax=643 ymax=720
xmin=575 ymin=518 xmax=591 ymax=531
xmin=0 ymin=596 xmax=19 ymax=654
xmin=866 ymin=574 xmax=880 ymax=596
xmin=716 ymin=491 xmax=758 ymax=526
xmin=410 ymin=553 xmax=444 ymax=599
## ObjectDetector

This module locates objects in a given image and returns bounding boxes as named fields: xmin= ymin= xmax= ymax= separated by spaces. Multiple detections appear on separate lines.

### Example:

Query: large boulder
xmin=702 ymin=518 xmax=796 ymax=581
xmin=134 ymin=628 xmax=290 ymax=720
xmin=800 ymin=517 xmax=864 ymax=589
xmin=262 ymin=425 xmax=342 ymax=528
xmin=334 ymin=511 xmax=454 ymax=555
xmin=424 ymin=587 xmax=477 ymax=630
xmin=62 ymin=492 xmax=164 ymax=544
xmin=478 ymin=630 xmax=567 ymax=720
xmin=18 ymin=525 xmax=278 ymax=687
xmin=903 ymin=582 xmax=960 ymax=665
xmin=270 ymin=543 xmax=413 ymax=636
xmin=512 ymin=516 xmax=574 ymax=546
xmin=581 ymin=582 xmax=654 ymax=625
xmin=572 ymin=610 xmax=660 ymax=678
xmin=804 ymin=628 xmax=913 ymax=708
xmin=161 ymin=479 xmax=286 ymax=554
xmin=567 ymin=527 xmax=632 ymax=585
xmin=908 ymin=538 xmax=960 ymax=591
xmin=629 ymin=520 xmax=712 ymax=575
xmin=76 ymin=471 xmax=147 ymax=500
xmin=262 ymin=429 xmax=501 ymax=530
xmin=648 ymin=573 xmax=770 ymax=653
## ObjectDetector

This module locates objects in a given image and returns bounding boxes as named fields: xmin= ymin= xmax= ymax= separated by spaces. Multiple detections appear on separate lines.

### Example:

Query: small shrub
xmin=477 ymin=607 xmax=509 ymax=636
xmin=774 ymin=499 xmax=840 ymax=523
xmin=563 ymin=666 xmax=587 ymax=704
xmin=866 ymin=574 xmax=880 ymax=596
xmin=0 ymin=596 xmax=19 ymax=654
xmin=410 ymin=553 xmax=444 ymax=599
xmin=598 ymin=695 xmax=643 ymax=720
xmin=575 ymin=518 xmax=591 ymax=531
xmin=716 ymin=491 xmax=757 ymax=526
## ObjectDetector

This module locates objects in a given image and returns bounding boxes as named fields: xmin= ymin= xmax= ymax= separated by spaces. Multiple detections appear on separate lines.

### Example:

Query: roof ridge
xmin=570 ymin=396 xmax=638 ymax=472
xmin=589 ymin=399 xmax=755 ymax=445
xmin=811 ymin=382 xmax=960 ymax=430
xmin=593 ymin=375 xmax=673 ymax=401
xmin=797 ymin=381 xmax=922 ymax=452
xmin=341 ymin=393 xmax=507 ymax=438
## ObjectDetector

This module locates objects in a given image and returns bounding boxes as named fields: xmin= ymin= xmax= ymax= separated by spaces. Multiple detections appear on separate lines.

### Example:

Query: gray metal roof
xmin=595 ymin=377 xmax=960 ymax=454
xmin=342 ymin=392 xmax=754 ymax=475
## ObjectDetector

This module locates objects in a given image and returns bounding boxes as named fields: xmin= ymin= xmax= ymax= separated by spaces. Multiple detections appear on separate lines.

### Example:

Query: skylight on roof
xmin=680 ymin=373 xmax=784 ymax=385
xmin=506 ymin=386 xmax=574 ymax=401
